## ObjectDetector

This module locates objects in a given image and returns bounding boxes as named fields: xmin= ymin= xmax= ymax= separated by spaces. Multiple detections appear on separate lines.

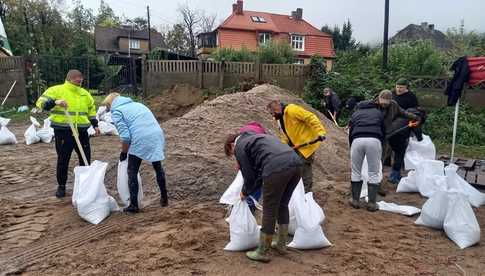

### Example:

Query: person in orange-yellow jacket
xmin=266 ymin=100 xmax=326 ymax=192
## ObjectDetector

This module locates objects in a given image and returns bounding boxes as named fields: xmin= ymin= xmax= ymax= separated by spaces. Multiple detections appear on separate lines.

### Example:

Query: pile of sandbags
xmin=404 ymin=135 xmax=436 ymax=170
xmin=220 ymin=172 xmax=331 ymax=251
xmin=24 ymin=117 xmax=54 ymax=145
xmin=0 ymin=117 xmax=17 ymax=145
xmin=72 ymin=161 xmax=120 ymax=224
xmin=88 ymin=106 xmax=118 ymax=136
xmin=415 ymin=191 xmax=480 ymax=249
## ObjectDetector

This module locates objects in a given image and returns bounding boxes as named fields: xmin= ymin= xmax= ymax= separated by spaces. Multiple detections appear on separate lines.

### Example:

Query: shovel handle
xmin=64 ymin=109 xmax=89 ymax=166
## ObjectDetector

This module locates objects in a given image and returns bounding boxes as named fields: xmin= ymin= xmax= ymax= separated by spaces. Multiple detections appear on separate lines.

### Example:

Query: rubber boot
xmin=349 ymin=181 xmax=362 ymax=209
xmin=388 ymin=169 xmax=400 ymax=184
xmin=160 ymin=194 xmax=168 ymax=207
xmin=271 ymin=224 xmax=289 ymax=255
xmin=124 ymin=179 xmax=140 ymax=213
xmin=367 ymin=183 xmax=379 ymax=212
xmin=378 ymin=181 xmax=388 ymax=197
xmin=246 ymin=232 xmax=272 ymax=263
xmin=55 ymin=185 xmax=66 ymax=198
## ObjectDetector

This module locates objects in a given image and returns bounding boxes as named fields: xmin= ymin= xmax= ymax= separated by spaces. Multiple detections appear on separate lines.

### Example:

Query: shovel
xmin=386 ymin=120 xmax=419 ymax=140
xmin=64 ymin=109 xmax=89 ymax=166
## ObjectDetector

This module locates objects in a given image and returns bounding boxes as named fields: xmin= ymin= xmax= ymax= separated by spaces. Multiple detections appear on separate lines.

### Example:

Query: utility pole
xmin=147 ymin=5 xmax=151 ymax=52
xmin=382 ymin=0 xmax=390 ymax=71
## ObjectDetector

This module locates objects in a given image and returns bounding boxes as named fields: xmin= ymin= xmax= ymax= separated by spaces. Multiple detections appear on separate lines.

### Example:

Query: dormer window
xmin=258 ymin=33 xmax=271 ymax=45
xmin=251 ymin=16 xmax=266 ymax=23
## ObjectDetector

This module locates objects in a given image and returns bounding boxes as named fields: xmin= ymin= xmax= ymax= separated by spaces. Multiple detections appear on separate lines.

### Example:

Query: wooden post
xmin=142 ymin=55 xmax=148 ymax=98
xmin=198 ymin=60 xmax=204 ymax=89
xmin=255 ymin=60 xmax=261 ymax=83
xmin=219 ymin=60 xmax=225 ymax=90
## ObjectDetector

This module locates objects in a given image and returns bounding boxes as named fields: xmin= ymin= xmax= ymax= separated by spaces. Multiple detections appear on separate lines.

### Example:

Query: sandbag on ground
xmin=72 ymin=161 xmax=120 ymax=225
xmin=116 ymin=160 xmax=144 ymax=208
xmin=404 ymin=135 xmax=436 ymax=170
xmin=443 ymin=193 xmax=481 ymax=249
xmin=224 ymin=199 xmax=260 ymax=251
xmin=0 ymin=117 xmax=17 ymax=145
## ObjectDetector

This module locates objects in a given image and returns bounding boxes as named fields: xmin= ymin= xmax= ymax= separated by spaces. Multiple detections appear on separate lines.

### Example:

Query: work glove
xmin=120 ymin=152 xmax=128 ymax=162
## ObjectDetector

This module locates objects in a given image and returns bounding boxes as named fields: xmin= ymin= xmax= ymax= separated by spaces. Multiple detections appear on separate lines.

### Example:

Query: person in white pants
xmin=348 ymin=97 xmax=386 ymax=211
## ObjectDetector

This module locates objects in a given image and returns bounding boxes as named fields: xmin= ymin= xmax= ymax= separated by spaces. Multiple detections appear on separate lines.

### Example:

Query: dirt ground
xmin=1 ymin=84 xmax=484 ymax=275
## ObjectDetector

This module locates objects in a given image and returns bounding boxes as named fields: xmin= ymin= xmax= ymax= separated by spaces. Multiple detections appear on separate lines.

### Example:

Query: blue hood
xmin=112 ymin=96 xmax=133 ymax=111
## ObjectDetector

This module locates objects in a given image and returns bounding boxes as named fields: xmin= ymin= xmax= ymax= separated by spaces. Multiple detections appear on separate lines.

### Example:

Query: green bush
xmin=210 ymin=47 xmax=256 ymax=62
xmin=210 ymin=41 xmax=295 ymax=64
xmin=424 ymin=104 xmax=485 ymax=146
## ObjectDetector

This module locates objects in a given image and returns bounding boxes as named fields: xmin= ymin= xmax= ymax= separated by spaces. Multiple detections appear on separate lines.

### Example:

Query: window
xmin=251 ymin=16 xmax=266 ymax=23
xmin=258 ymin=33 xmax=271 ymax=45
xmin=294 ymin=58 xmax=305 ymax=64
xmin=291 ymin=35 xmax=304 ymax=51
xmin=129 ymin=39 xmax=140 ymax=50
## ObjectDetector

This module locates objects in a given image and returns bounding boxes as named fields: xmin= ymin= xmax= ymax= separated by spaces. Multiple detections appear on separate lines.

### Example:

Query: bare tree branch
xmin=177 ymin=2 xmax=201 ymax=57
xmin=200 ymin=11 xmax=217 ymax=33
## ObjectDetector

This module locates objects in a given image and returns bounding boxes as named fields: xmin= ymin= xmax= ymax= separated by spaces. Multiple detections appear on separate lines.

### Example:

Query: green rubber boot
xmin=246 ymin=232 xmax=272 ymax=263
xmin=271 ymin=224 xmax=289 ymax=255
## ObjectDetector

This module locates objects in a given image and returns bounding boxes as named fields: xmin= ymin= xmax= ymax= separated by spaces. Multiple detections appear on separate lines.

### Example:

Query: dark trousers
xmin=389 ymin=135 xmax=409 ymax=172
xmin=54 ymin=129 xmax=91 ymax=187
xmin=261 ymin=166 xmax=302 ymax=235
xmin=127 ymin=154 xmax=167 ymax=206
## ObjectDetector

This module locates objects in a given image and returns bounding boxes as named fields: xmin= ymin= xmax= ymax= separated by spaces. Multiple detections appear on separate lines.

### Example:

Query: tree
xmin=200 ymin=11 xmax=217 ymax=33
xmin=165 ymin=23 xmax=190 ymax=56
xmin=177 ymin=2 xmax=201 ymax=57
xmin=95 ymin=0 xmax=120 ymax=28
xmin=124 ymin=17 xmax=148 ymax=31
xmin=321 ymin=19 xmax=356 ymax=52
xmin=67 ymin=0 xmax=95 ymax=56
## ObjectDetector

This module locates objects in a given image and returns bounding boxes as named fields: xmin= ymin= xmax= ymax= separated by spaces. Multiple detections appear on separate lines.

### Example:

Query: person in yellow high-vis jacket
xmin=36 ymin=70 xmax=100 ymax=198
xmin=267 ymin=100 xmax=326 ymax=192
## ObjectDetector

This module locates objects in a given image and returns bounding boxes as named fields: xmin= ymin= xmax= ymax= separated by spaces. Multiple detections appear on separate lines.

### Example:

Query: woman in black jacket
xmin=224 ymin=131 xmax=303 ymax=263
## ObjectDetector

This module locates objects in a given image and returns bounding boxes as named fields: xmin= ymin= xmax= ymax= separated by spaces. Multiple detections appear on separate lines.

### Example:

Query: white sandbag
xmin=220 ymin=171 xmax=244 ymax=205
xmin=445 ymin=164 xmax=485 ymax=208
xmin=397 ymin=170 xmax=418 ymax=193
xmin=443 ymin=193 xmax=481 ymax=249
xmin=288 ymin=184 xmax=331 ymax=250
xmin=416 ymin=160 xmax=446 ymax=198
xmin=415 ymin=191 xmax=449 ymax=229
xmin=288 ymin=180 xmax=305 ymax=235
xmin=360 ymin=157 xmax=382 ymax=198
xmin=98 ymin=121 xmax=118 ymax=136
xmin=24 ymin=116 xmax=41 ymax=145
xmin=37 ymin=118 xmax=54 ymax=143
xmin=306 ymin=192 xmax=325 ymax=224
xmin=96 ymin=106 xmax=113 ymax=123
xmin=224 ymin=199 xmax=260 ymax=251
xmin=404 ymin=135 xmax=436 ymax=170
xmin=72 ymin=161 xmax=120 ymax=225
xmin=0 ymin=117 xmax=17 ymax=145
xmin=116 ymin=160 xmax=144 ymax=208
xmin=377 ymin=201 xmax=421 ymax=216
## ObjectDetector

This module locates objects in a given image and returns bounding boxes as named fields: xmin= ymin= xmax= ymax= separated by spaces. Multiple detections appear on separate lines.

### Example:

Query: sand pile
xmin=146 ymin=84 xmax=206 ymax=122
xmin=160 ymin=84 xmax=350 ymax=200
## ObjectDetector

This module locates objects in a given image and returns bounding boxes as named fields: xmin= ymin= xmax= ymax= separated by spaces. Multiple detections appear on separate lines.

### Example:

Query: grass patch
xmin=435 ymin=142 xmax=485 ymax=160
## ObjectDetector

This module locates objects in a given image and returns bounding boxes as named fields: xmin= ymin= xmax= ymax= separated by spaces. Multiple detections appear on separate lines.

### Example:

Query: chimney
xmin=235 ymin=0 xmax=243 ymax=15
xmin=291 ymin=11 xmax=297 ymax=18
xmin=421 ymin=22 xmax=428 ymax=29
xmin=429 ymin=24 xmax=435 ymax=31
xmin=296 ymin=8 xmax=303 ymax=20
xmin=232 ymin=3 xmax=237 ymax=13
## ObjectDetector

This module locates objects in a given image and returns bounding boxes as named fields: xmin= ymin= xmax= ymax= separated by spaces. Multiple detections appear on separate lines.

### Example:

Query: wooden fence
xmin=0 ymin=56 xmax=27 ymax=106
xmin=143 ymin=60 xmax=310 ymax=95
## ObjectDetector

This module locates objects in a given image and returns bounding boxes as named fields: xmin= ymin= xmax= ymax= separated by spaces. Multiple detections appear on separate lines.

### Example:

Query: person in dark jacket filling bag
xmin=224 ymin=132 xmax=303 ymax=263
xmin=348 ymin=99 xmax=385 ymax=212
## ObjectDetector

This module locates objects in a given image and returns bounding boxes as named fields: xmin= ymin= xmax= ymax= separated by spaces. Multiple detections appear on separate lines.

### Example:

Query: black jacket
xmin=322 ymin=92 xmax=342 ymax=113
xmin=392 ymin=90 xmax=419 ymax=110
xmin=235 ymin=132 xmax=303 ymax=196
xmin=445 ymin=57 xmax=470 ymax=106
xmin=349 ymin=101 xmax=385 ymax=145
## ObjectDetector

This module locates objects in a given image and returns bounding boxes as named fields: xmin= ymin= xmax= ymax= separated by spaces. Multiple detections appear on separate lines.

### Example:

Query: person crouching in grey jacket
xmin=348 ymin=99 xmax=385 ymax=212
xmin=224 ymin=132 xmax=303 ymax=263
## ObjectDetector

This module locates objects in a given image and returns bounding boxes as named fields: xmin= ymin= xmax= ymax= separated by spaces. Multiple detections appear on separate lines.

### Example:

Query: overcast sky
xmin=83 ymin=0 xmax=485 ymax=43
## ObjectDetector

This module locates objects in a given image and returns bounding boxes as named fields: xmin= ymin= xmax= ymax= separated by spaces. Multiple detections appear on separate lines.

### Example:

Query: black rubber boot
xmin=160 ymin=195 xmax=168 ymax=207
xmin=367 ymin=183 xmax=380 ymax=212
xmin=349 ymin=181 xmax=362 ymax=209
xmin=55 ymin=185 xmax=66 ymax=198
xmin=124 ymin=179 xmax=139 ymax=213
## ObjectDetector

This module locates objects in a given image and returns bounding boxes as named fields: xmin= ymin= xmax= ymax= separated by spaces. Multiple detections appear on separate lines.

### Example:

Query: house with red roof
xmin=197 ymin=0 xmax=335 ymax=70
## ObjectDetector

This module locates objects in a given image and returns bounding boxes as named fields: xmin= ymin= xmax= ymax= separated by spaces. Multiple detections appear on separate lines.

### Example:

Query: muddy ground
xmin=1 ymin=85 xmax=484 ymax=275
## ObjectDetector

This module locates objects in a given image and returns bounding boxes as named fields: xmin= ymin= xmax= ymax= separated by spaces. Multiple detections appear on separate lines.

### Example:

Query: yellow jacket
xmin=36 ymin=81 xmax=97 ymax=129
xmin=278 ymin=104 xmax=326 ymax=158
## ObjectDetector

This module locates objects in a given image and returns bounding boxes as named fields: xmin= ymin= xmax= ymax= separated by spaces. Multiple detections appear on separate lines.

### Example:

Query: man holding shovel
xmin=267 ymin=100 xmax=326 ymax=192
xmin=36 ymin=70 xmax=99 ymax=198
